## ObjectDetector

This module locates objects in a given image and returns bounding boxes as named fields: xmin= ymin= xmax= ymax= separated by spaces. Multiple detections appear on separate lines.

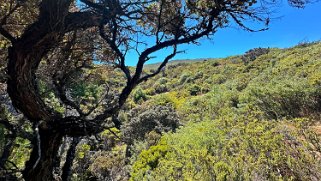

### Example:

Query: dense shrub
xmin=131 ymin=117 xmax=321 ymax=181
xmin=187 ymin=84 xmax=201 ymax=96
xmin=121 ymin=105 xmax=180 ymax=144
xmin=89 ymin=145 xmax=129 ymax=181
xmin=179 ymin=73 xmax=193 ymax=85
xmin=153 ymin=82 xmax=168 ymax=94
xmin=70 ymin=42 xmax=321 ymax=180
xmin=240 ymin=78 xmax=321 ymax=119
xmin=241 ymin=47 xmax=270 ymax=64
xmin=152 ymin=92 xmax=186 ymax=109
xmin=132 ymin=87 xmax=147 ymax=104
xmin=194 ymin=71 xmax=203 ymax=79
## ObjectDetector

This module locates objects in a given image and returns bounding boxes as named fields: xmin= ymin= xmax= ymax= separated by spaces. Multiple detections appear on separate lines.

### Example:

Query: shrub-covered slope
xmin=2 ymin=42 xmax=321 ymax=180
xmin=130 ymin=42 xmax=321 ymax=180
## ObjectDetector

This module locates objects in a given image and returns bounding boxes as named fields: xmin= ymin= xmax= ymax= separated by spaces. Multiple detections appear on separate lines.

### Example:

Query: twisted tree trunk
xmin=7 ymin=31 xmax=65 ymax=181
xmin=5 ymin=0 xmax=111 ymax=180
xmin=22 ymin=129 xmax=63 ymax=181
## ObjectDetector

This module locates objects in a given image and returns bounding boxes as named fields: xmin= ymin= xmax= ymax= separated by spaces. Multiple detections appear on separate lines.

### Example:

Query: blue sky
xmin=125 ymin=1 xmax=321 ymax=66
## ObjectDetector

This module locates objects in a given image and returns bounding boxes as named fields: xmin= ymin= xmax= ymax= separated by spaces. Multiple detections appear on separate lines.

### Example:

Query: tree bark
xmin=4 ymin=1 xmax=113 ymax=180
xmin=6 ymin=28 xmax=113 ymax=181
xmin=22 ymin=128 xmax=63 ymax=181
xmin=61 ymin=137 xmax=80 ymax=181
xmin=6 ymin=1 xmax=73 ymax=123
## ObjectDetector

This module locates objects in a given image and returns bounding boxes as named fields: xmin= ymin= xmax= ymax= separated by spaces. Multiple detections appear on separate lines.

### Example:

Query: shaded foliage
xmin=122 ymin=105 xmax=180 ymax=144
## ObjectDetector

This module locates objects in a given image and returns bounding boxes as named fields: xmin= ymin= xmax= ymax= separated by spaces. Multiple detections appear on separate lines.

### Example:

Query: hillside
xmin=2 ymin=42 xmax=321 ymax=180
xmin=70 ymin=41 xmax=321 ymax=180
xmin=128 ymin=41 xmax=321 ymax=180
xmin=143 ymin=58 xmax=208 ymax=70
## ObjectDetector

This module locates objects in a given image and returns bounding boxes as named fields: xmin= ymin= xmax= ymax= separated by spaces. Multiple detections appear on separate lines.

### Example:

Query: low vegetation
xmin=1 ymin=41 xmax=321 ymax=180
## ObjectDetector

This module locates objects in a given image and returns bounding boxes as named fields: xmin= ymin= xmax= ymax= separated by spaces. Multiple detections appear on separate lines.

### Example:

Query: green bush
xmin=133 ymin=87 xmax=147 ymax=104
xmin=241 ymin=47 xmax=270 ymax=64
xmin=179 ymin=73 xmax=192 ymax=85
xmin=131 ymin=117 xmax=321 ymax=181
xmin=240 ymin=78 xmax=321 ymax=119
xmin=188 ymin=84 xmax=201 ymax=96
xmin=153 ymin=82 xmax=168 ymax=94
xmin=122 ymin=105 xmax=180 ymax=144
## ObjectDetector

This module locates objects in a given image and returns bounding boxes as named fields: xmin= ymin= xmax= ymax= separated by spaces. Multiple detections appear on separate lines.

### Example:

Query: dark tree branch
xmin=132 ymin=14 xmax=218 ymax=84
xmin=64 ymin=12 xmax=103 ymax=33
xmin=79 ymin=0 xmax=107 ymax=12
xmin=138 ymin=45 xmax=177 ymax=83
xmin=61 ymin=137 xmax=80 ymax=181
xmin=99 ymin=23 xmax=131 ymax=82
xmin=0 ymin=26 xmax=16 ymax=43
xmin=58 ymin=116 xmax=114 ymax=136
xmin=52 ymin=31 xmax=87 ymax=116
xmin=229 ymin=13 xmax=268 ymax=32
xmin=87 ymin=5 xmax=223 ymax=128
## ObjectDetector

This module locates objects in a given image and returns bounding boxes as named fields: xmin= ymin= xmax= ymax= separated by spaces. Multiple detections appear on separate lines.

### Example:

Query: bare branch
xmin=0 ymin=26 xmax=16 ymax=43
xmin=229 ymin=13 xmax=269 ymax=32
xmin=99 ymin=23 xmax=131 ymax=82
xmin=138 ymin=45 xmax=177 ymax=83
